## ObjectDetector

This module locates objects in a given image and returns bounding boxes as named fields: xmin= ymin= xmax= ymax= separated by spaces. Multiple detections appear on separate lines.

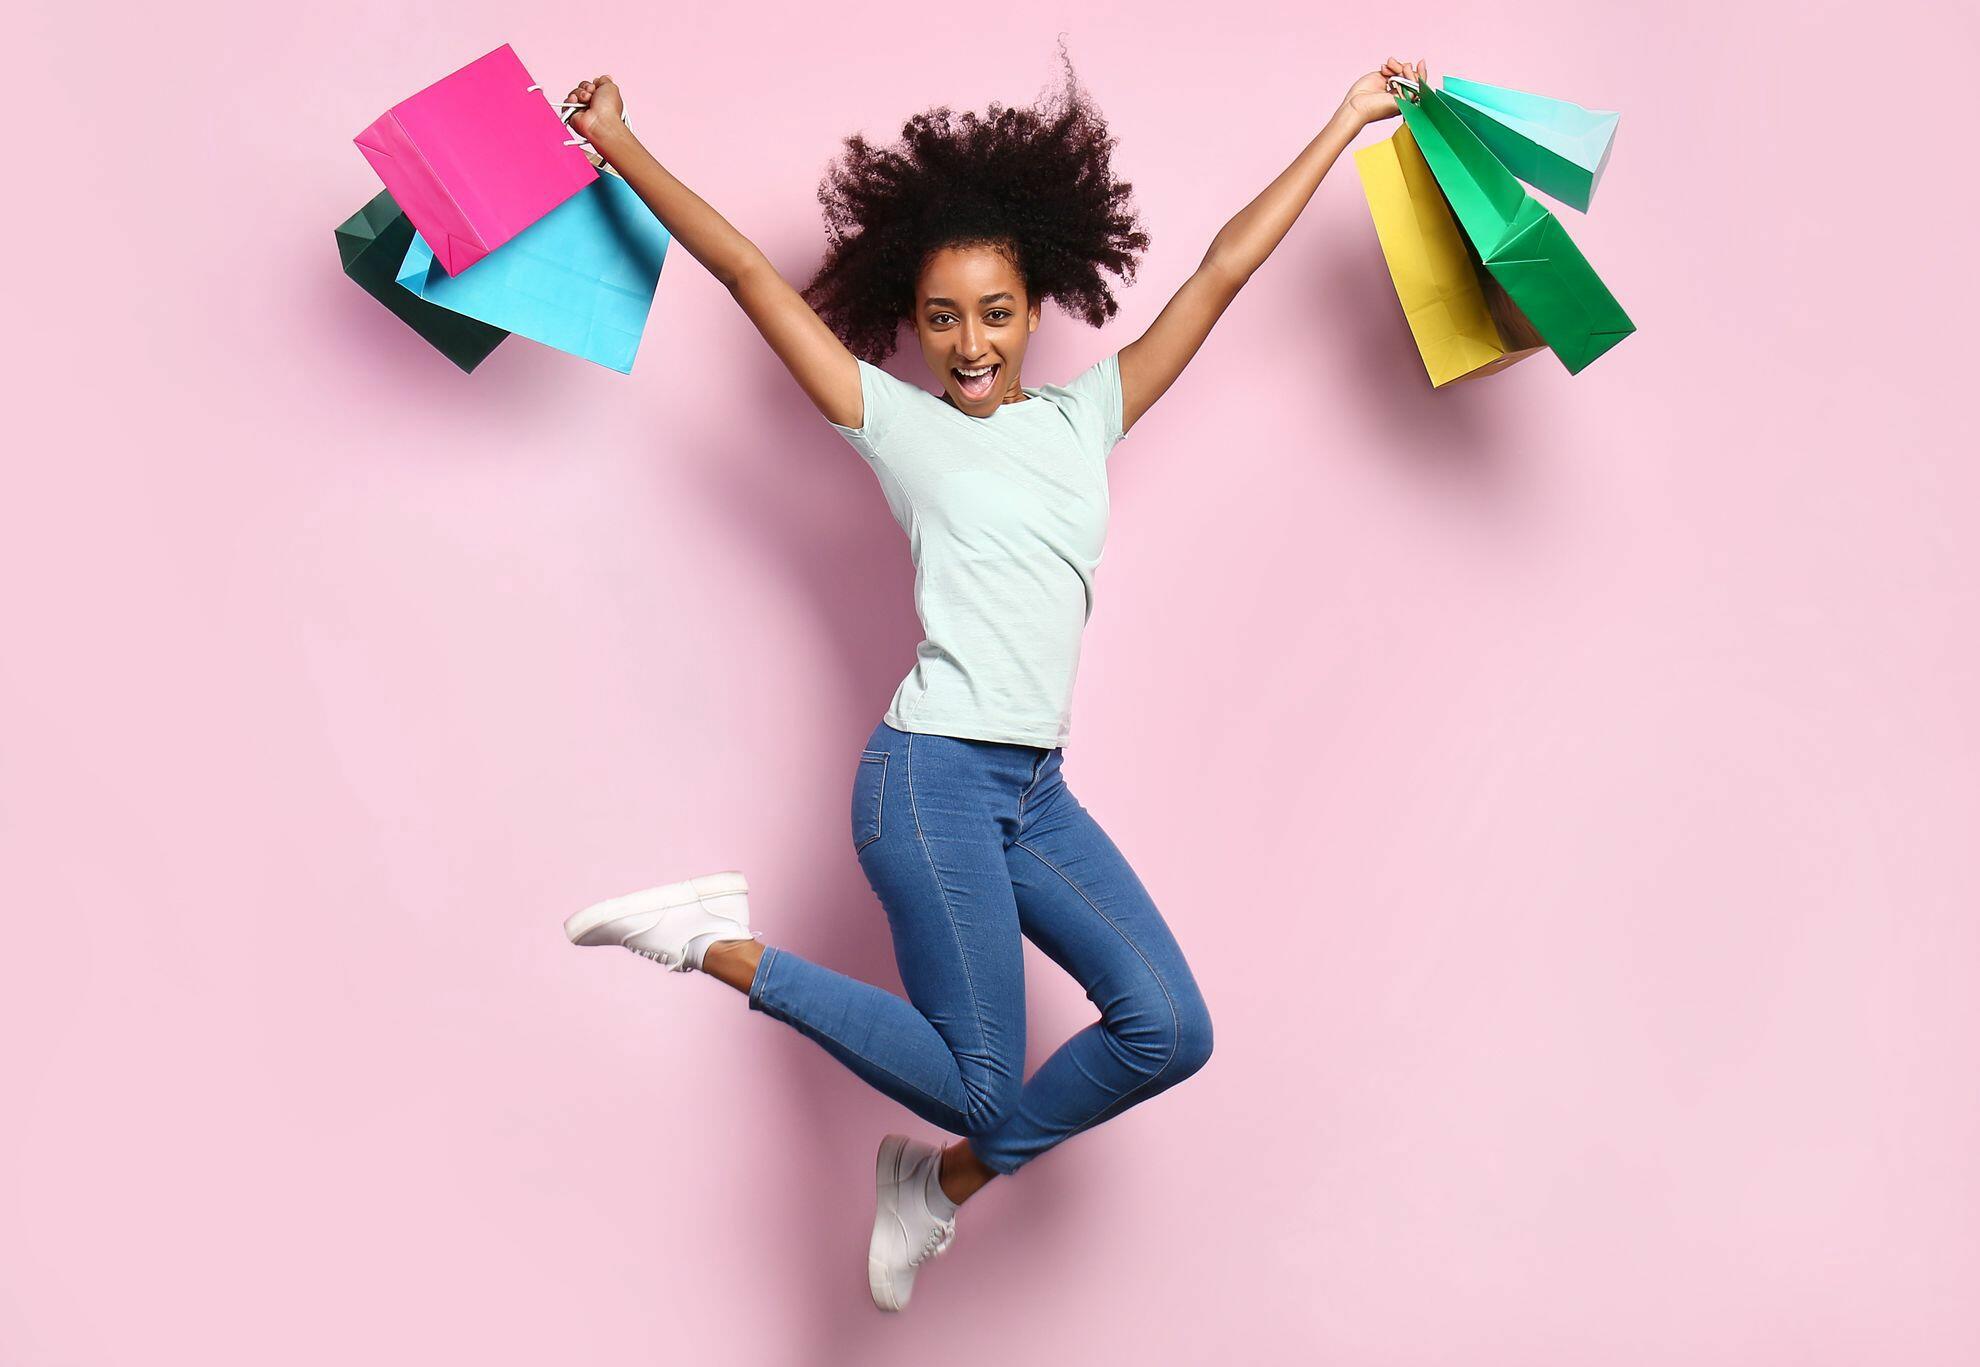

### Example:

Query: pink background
xmin=9 ymin=1 xmax=1978 ymax=1362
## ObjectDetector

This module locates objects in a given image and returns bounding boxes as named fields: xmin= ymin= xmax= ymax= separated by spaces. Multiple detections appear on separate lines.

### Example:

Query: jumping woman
xmin=560 ymin=51 xmax=1428 ymax=1311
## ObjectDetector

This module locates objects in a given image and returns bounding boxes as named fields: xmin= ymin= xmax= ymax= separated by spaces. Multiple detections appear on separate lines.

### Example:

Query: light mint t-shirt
xmin=829 ymin=354 xmax=1127 ymax=748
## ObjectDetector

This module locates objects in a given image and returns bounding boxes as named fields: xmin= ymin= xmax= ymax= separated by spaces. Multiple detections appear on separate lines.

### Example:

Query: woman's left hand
xmin=1340 ymin=57 xmax=1429 ymax=128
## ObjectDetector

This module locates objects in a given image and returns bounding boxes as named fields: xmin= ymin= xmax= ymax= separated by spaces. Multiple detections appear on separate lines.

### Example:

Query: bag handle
xmin=1386 ymin=75 xmax=1423 ymax=104
xmin=527 ymin=83 xmax=627 ymax=168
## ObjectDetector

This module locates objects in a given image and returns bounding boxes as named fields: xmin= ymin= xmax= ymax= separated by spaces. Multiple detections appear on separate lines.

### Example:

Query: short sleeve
xmin=828 ymin=359 xmax=923 ymax=460
xmin=1048 ymin=352 xmax=1128 ymax=460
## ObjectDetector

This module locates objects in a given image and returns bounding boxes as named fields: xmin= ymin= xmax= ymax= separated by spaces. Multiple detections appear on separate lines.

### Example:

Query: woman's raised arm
xmin=1117 ymin=57 xmax=1426 ymax=435
xmin=568 ymin=77 xmax=863 ymax=429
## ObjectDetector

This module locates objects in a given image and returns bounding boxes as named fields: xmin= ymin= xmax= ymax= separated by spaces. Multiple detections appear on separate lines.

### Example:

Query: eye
xmin=986 ymin=310 xmax=1012 ymax=323
xmin=929 ymin=312 xmax=956 ymax=326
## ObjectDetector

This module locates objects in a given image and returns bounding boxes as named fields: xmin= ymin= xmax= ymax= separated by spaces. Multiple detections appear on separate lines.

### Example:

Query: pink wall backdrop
xmin=9 ymin=0 xmax=1978 ymax=1361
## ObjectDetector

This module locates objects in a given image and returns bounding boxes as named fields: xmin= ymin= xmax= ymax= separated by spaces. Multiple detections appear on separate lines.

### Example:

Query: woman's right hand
xmin=1339 ymin=57 xmax=1428 ymax=129
xmin=563 ymin=75 xmax=625 ymax=143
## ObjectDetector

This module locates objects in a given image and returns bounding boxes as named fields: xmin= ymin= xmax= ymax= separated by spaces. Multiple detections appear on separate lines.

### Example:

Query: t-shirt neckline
xmin=941 ymin=387 xmax=1046 ymax=421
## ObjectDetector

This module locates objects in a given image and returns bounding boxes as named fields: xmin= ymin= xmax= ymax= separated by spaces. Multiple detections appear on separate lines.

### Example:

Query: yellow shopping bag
xmin=1354 ymin=125 xmax=1543 ymax=387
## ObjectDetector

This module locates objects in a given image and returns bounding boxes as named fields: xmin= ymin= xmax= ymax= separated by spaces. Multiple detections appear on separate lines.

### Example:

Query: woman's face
xmin=912 ymin=242 xmax=1041 ymax=416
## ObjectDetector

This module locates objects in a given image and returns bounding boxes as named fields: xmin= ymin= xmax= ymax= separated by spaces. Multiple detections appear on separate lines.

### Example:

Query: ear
xmin=1027 ymin=301 xmax=1041 ymax=333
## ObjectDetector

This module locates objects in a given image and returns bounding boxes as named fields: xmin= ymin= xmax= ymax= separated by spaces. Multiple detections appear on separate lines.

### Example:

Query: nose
xmin=957 ymin=317 xmax=987 ymax=361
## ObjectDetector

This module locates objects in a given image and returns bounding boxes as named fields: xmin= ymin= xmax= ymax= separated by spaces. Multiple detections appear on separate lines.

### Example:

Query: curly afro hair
xmin=802 ymin=48 xmax=1150 ymax=363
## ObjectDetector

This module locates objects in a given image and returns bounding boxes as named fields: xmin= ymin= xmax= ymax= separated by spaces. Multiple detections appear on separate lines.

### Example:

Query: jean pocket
xmin=851 ymin=752 xmax=887 ymax=850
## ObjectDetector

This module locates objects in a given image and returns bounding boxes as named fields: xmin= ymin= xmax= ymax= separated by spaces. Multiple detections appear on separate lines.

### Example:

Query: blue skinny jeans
xmin=746 ymin=721 xmax=1213 ymax=1175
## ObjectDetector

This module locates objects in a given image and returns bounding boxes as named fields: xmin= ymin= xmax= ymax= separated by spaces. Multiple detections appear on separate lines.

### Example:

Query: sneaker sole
xmin=868 ymin=1134 xmax=912 ymax=1312
xmin=563 ymin=871 xmax=749 ymax=945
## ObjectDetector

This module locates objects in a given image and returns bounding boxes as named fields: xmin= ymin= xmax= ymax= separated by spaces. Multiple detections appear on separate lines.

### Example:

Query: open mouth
xmin=952 ymin=363 xmax=1000 ymax=401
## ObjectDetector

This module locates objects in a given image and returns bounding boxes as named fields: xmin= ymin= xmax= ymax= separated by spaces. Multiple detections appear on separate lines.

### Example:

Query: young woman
xmin=562 ymin=53 xmax=1427 ymax=1311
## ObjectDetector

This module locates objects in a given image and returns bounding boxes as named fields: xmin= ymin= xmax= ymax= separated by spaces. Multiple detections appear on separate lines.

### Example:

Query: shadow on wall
xmin=672 ymin=338 xmax=940 ymax=1335
xmin=1316 ymin=222 xmax=1532 ymax=508
xmin=685 ymin=353 xmax=919 ymax=724
xmin=311 ymin=246 xmax=581 ymax=434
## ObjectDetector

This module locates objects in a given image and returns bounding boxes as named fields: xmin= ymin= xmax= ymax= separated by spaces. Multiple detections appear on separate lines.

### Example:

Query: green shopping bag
xmin=1440 ymin=76 xmax=1619 ymax=212
xmin=1396 ymin=81 xmax=1635 ymax=375
xmin=336 ymin=189 xmax=507 ymax=373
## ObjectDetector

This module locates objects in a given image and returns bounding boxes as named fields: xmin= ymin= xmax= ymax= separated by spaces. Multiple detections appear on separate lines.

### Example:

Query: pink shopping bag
xmin=354 ymin=44 xmax=597 ymax=277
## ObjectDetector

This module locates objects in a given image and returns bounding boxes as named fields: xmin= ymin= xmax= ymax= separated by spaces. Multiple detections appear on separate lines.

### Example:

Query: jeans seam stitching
xmin=1011 ymin=838 xmax=1181 ymax=1134
xmin=907 ymin=734 xmax=993 ymax=1093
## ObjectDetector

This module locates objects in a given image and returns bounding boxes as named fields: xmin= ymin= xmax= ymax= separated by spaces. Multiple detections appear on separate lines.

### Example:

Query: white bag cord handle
xmin=1385 ymin=75 xmax=1423 ymax=104
xmin=526 ymin=83 xmax=625 ymax=167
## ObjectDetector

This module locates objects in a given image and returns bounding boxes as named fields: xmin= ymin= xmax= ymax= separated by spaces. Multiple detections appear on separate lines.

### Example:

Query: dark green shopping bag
xmin=1396 ymin=82 xmax=1634 ymax=374
xmin=336 ymin=189 xmax=506 ymax=373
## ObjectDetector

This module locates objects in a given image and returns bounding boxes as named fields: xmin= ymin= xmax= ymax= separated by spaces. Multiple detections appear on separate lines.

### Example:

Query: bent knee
xmin=962 ymin=1072 xmax=1023 ymax=1135
xmin=1115 ymin=979 xmax=1215 ymax=1085
xmin=1166 ymin=992 xmax=1214 ymax=1081
xmin=1124 ymin=986 xmax=1211 ymax=1077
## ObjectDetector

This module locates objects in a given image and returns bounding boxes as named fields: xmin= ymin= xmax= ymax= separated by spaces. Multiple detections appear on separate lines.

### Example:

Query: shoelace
xmin=913 ymin=1217 xmax=957 ymax=1266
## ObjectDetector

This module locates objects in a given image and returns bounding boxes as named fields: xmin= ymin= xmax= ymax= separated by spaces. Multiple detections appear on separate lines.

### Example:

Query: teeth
xmin=957 ymin=365 xmax=995 ymax=377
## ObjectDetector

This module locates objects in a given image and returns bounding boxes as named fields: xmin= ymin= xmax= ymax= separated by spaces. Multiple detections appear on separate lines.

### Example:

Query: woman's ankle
xmin=700 ymin=937 xmax=764 ymax=993
xmin=938 ymin=1140 xmax=998 ymax=1206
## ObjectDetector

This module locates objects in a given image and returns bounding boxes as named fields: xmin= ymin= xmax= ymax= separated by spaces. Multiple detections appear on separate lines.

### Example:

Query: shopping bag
xmin=1397 ymin=81 xmax=1635 ymax=374
xmin=336 ymin=189 xmax=506 ymax=372
xmin=1354 ymin=126 xmax=1544 ymax=387
xmin=395 ymin=172 xmax=670 ymax=374
xmin=355 ymin=43 xmax=596 ymax=278
xmin=1439 ymin=75 xmax=1620 ymax=212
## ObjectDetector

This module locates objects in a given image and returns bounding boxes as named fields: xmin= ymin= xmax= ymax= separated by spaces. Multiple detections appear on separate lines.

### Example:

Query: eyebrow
xmin=924 ymin=293 xmax=1016 ymax=308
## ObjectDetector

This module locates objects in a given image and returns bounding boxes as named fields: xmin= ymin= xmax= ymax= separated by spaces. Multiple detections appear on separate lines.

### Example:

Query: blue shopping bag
xmin=396 ymin=171 xmax=669 ymax=374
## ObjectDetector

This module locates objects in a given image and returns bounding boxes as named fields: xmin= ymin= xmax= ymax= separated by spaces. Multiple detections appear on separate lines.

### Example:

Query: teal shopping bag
xmin=396 ymin=172 xmax=670 ymax=374
xmin=1439 ymin=75 xmax=1620 ymax=212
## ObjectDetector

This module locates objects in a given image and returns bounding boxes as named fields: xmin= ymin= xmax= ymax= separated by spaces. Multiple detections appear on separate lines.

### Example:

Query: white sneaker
xmin=563 ymin=871 xmax=756 ymax=972
xmin=868 ymin=1134 xmax=958 ymax=1312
